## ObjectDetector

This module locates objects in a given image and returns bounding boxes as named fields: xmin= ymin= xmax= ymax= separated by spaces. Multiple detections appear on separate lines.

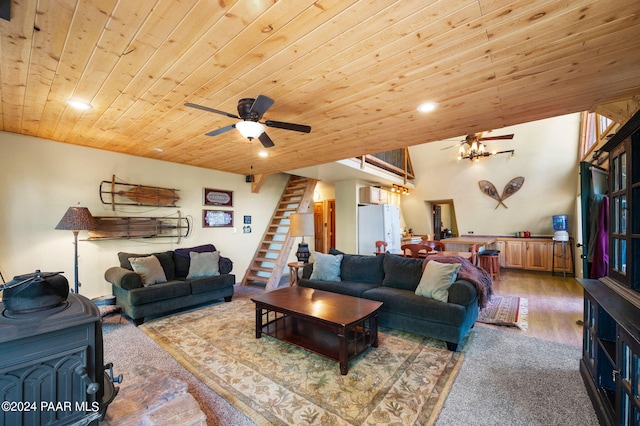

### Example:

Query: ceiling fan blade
xmin=479 ymin=134 xmax=514 ymax=141
xmin=258 ymin=132 xmax=275 ymax=148
xmin=205 ymin=124 xmax=236 ymax=137
xmin=184 ymin=103 xmax=240 ymax=119
xmin=264 ymin=120 xmax=311 ymax=133
xmin=250 ymin=95 xmax=275 ymax=118
xmin=440 ymin=140 xmax=464 ymax=150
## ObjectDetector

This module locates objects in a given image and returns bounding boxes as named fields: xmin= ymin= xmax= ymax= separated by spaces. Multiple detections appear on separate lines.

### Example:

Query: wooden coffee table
xmin=251 ymin=287 xmax=383 ymax=375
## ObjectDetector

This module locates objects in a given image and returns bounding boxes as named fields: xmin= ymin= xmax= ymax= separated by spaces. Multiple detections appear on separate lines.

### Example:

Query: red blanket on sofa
xmin=423 ymin=255 xmax=493 ymax=308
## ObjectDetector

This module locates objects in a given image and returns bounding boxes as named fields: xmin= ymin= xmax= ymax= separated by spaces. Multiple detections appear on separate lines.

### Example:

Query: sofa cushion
xmin=362 ymin=287 xmax=467 ymax=326
xmin=127 ymin=280 xmax=191 ymax=305
xmin=299 ymin=279 xmax=378 ymax=298
xmin=187 ymin=251 xmax=220 ymax=279
xmin=310 ymin=252 xmax=343 ymax=281
xmin=339 ymin=254 xmax=384 ymax=285
xmin=381 ymin=255 xmax=423 ymax=291
xmin=415 ymin=261 xmax=461 ymax=302
xmin=190 ymin=274 xmax=235 ymax=295
xmin=129 ymin=255 xmax=167 ymax=286
xmin=174 ymin=244 xmax=217 ymax=277
xmin=118 ymin=251 xmax=176 ymax=281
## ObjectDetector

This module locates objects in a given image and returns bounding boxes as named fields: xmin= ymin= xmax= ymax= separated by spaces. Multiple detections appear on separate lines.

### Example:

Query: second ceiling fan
xmin=185 ymin=95 xmax=311 ymax=148
xmin=441 ymin=132 xmax=515 ymax=161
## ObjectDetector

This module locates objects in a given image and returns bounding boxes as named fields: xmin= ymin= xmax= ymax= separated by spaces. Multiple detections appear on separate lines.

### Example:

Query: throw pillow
xmin=129 ymin=255 xmax=167 ymax=286
xmin=186 ymin=251 xmax=221 ymax=279
xmin=381 ymin=254 xmax=424 ymax=291
xmin=118 ymin=251 xmax=176 ymax=280
xmin=174 ymin=244 xmax=217 ymax=277
xmin=415 ymin=260 xmax=461 ymax=302
xmin=309 ymin=252 xmax=343 ymax=281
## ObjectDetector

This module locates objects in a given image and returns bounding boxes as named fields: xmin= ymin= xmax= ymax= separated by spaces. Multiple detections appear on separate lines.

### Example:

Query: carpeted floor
xmin=102 ymin=285 xmax=598 ymax=425
xmin=436 ymin=325 xmax=599 ymax=426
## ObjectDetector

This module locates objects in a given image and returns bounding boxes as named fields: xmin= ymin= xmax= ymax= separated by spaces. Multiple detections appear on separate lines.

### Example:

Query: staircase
xmin=241 ymin=175 xmax=317 ymax=290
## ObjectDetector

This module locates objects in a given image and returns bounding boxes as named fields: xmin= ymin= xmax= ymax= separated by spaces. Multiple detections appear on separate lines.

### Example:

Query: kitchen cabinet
xmin=503 ymin=240 xmax=525 ymax=269
xmin=359 ymin=186 xmax=390 ymax=205
xmin=525 ymin=240 xmax=552 ymax=271
xmin=551 ymin=240 xmax=574 ymax=274
xmin=498 ymin=237 xmax=572 ymax=272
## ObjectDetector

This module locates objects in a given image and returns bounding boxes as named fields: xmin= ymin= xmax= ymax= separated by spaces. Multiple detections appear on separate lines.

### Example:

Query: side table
xmin=287 ymin=262 xmax=307 ymax=286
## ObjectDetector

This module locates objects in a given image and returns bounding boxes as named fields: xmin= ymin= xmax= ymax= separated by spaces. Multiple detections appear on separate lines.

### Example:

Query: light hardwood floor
xmin=480 ymin=268 xmax=584 ymax=347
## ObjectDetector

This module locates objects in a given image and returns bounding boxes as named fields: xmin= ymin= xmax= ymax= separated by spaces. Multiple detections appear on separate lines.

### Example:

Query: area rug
xmin=140 ymin=298 xmax=463 ymax=426
xmin=477 ymin=295 xmax=528 ymax=330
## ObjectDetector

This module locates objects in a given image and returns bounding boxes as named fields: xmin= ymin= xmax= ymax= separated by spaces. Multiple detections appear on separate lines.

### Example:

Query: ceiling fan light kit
xmin=235 ymin=121 xmax=265 ymax=140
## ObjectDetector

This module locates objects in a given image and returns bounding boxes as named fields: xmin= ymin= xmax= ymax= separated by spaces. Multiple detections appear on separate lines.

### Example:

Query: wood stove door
xmin=0 ymin=322 xmax=100 ymax=425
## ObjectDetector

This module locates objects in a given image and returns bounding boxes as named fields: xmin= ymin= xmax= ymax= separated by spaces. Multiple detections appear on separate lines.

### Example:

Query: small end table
xmin=287 ymin=262 xmax=306 ymax=286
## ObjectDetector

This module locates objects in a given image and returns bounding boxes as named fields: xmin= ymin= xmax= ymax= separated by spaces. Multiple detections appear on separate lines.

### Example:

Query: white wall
xmin=0 ymin=132 xmax=288 ymax=299
xmin=403 ymin=114 xmax=581 ymax=237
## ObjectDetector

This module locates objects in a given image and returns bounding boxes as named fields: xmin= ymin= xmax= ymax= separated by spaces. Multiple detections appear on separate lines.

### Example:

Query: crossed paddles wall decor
xmin=478 ymin=177 xmax=524 ymax=209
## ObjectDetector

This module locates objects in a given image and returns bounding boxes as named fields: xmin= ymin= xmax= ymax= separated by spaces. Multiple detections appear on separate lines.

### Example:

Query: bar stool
xmin=479 ymin=249 xmax=500 ymax=281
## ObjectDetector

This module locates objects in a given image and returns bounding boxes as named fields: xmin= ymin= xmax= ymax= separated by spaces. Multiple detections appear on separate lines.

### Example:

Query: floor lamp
xmin=55 ymin=206 xmax=98 ymax=294
xmin=289 ymin=213 xmax=314 ymax=264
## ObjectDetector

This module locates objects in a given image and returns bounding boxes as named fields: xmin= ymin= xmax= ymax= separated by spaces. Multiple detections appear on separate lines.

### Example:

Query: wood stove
xmin=0 ymin=271 xmax=118 ymax=426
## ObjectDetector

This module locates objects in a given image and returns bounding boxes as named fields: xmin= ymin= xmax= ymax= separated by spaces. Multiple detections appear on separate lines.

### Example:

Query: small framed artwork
xmin=203 ymin=210 xmax=233 ymax=228
xmin=243 ymin=225 xmax=252 ymax=233
xmin=204 ymin=188 xmax=233 ymax=207
xmin=244 ymin=215 xmax=252 ymax=224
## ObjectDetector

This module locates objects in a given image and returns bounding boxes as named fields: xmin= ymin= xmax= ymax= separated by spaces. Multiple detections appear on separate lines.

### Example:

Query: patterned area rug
xmin=140 ymin=298 xmax=463 ymax=426
xmin=477 ymin=295 xmax=528 ymax=330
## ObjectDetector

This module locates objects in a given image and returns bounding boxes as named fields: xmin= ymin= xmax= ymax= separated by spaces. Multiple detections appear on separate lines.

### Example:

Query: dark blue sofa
xmin=299 ymin=252 xmax=481 ymax=351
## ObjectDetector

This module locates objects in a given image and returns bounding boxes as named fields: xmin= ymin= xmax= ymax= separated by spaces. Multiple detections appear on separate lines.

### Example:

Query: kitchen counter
xmin=442 ymin=236 xmax=497 ymax=245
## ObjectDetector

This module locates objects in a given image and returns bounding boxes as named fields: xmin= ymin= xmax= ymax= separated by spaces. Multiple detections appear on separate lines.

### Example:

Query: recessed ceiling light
xmin=258 ymin=151 xmax=269 ymax=158
xmin=153 ymin=147 xmax=164 ymax=152
xmin=417 ymin=102 xmax=438 ymax=113
xmin=65 ymin=99 xmax=93 ymax=110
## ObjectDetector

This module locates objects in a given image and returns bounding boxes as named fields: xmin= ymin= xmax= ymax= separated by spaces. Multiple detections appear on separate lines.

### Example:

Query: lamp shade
xmin=235 ymin=120 xmax=265 ymax=139
xmin=289 ymin=213 xmax=314 ymax=237
xmin=55 ymin=206 xmax=98 ymax=231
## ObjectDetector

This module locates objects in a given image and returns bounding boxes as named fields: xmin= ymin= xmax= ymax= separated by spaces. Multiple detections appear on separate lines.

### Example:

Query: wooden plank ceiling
xmin=1 ymin=0 xmax=639 ymax=176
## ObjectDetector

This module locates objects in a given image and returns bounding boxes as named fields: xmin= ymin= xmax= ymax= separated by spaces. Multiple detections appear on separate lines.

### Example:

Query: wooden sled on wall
xmin=87 ymin=211 xmax=191 ymax=243
xmin=100 ymin=175 xmax=180 ymax=210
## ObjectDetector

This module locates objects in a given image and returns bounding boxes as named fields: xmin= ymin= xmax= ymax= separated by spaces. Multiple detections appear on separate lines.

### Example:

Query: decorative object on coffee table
xmin=55 ymin=205 xmax=98 ymax=293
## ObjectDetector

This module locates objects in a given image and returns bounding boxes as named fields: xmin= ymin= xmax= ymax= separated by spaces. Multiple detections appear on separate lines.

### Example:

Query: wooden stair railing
xmin=241 ymin=175 xmax=317 ymax=290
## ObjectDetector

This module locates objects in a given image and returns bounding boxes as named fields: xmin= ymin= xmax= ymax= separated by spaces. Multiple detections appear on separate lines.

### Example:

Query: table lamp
xmin=289 ymin=213 xmax=314 ymax=263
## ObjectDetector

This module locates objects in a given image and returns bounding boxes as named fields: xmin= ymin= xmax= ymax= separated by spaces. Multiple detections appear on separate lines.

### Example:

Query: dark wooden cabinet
xmin=580 ymin=279 xmax=640 ymax=426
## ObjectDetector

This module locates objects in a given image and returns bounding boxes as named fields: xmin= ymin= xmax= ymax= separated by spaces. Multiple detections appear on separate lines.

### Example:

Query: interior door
xmin=433 ymin=205 xmax=442 ymax=240
xmin=327 ymin=199 xmax=336 ymax=250
xmin=313 ymin=202 xmax=325 ymax=253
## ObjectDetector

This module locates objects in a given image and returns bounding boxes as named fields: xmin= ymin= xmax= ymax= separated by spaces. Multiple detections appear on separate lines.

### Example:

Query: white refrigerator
xmin=358 ymin=204 xmax=401 ymax=255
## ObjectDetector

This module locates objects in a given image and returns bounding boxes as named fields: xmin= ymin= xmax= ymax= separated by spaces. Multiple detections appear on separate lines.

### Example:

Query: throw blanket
xmin=423 ymin=255 xmax=493 ymax=308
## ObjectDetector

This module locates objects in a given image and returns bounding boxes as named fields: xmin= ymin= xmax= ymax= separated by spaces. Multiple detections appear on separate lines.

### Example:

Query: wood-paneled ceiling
xmin=1 ymin=0 xmax=639 ymax=176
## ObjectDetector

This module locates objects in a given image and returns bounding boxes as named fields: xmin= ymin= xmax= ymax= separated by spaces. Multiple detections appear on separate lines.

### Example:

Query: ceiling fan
xmin=185 ymin=95 xmax=311 ymax=148
xmin=440 ymin=132 xmax=515 ymax=161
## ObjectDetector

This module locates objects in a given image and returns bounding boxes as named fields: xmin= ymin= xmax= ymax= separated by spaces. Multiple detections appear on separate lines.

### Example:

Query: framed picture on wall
xmin=203 ymin=188 xmax=233 ymax=207
xmin=203 ymin=210 xmax=233 ymax=228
